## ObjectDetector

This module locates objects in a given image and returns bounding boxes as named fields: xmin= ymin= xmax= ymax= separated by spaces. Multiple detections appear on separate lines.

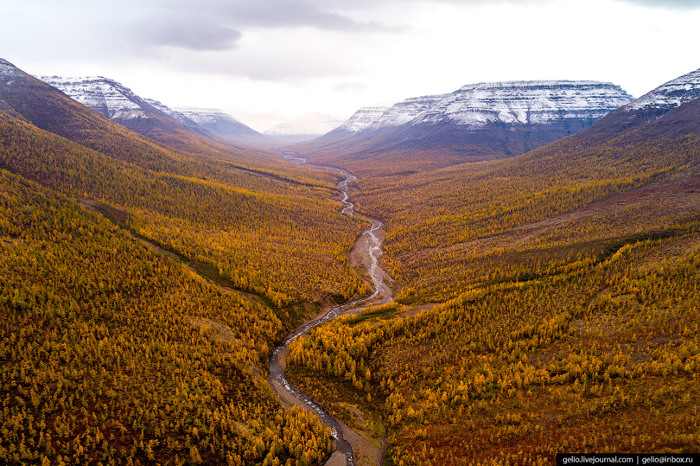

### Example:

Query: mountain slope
xmin=39 ymin=73 xmax=278 ymax=159
xmin=2 ymin=59 xmax=331 ymax=191
xmin=286 ymin=67 xmax=700 ymax=465
xmin=1 ymin=57 xmax=368 ymax=314
xmin=1 ymin=59 xmax=201 ymax=172
xmin=176 ymin=107 xmax=266 ymax=143
xmin=299 ymin=80 xmax=634 ymax=174
xmin=40 ymin=75 xmax=249 ymax=152
xmin=0 ymin=152 xmax=334 ymax=465
xmin=581 ymin=67 xmax=700 ymax=139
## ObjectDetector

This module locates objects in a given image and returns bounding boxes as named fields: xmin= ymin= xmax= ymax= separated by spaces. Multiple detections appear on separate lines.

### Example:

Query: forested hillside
xmin=0 ymin=61 xmax=369 ymax=318
xmin=2 ymin=55 xmax=698 ymax=465
xmin=0 ymin=60 xmax=369 ymax=465
xmin=288 ymin=95 xmax=700 ymax=463
xmin=0 ymin=169 xmax=334 ymax=464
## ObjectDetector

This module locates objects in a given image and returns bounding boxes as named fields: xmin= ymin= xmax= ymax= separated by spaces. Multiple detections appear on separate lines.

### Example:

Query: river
xmin=268 ymin=152 xmax=391 ymax=466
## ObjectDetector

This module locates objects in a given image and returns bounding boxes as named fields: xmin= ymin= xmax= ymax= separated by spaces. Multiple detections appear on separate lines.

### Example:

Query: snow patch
xmin=337 ymin=106 xmax=391 ymax=132
xmin=332 ymin=80 xmax=633 ymax=134
xmin=39 ymin=76 xmax=148 ymax=120
xmin=624 ymin=67 xmax=700 ymax=112
xmin=416 ymin=81 xmax=633 ymax=127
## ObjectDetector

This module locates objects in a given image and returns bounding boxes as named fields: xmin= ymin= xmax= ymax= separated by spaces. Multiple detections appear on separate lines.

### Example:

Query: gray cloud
xmin=614 ymin=0 xmax=700 ymax=8
xmin=136 ymin=18 xmax=242 ymax=51
xmin=126 ymin=0 xmax=402 ymax=52
xmin=164 ymin=0 xmax=401 ymax=33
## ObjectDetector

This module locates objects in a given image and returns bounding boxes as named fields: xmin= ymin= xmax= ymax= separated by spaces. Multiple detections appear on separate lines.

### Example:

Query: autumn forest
xmin=1 ymin=57 xmax=699 ymax=466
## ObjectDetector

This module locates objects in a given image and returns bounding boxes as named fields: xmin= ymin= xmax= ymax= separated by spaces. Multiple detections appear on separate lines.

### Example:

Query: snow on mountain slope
xmin=143 ymin=98 xmax=192 ymax=123
xmin=370 ymin=96 xmax=443 ymax=129
xmin=0 ymin=58 xmax=22 ymax=84
xmin=40 ymin=76 xmax=150 ymax=120
xmin=624 ymin=67 xmax=700 ymax=112
xmin=334 ymin=80 xmax=633 ymax=135
xmin=39 ymin=75 xmax=265 ymax=144
xmin=178 ymin=108 xmax=243 ymax=128
xmin=178 ymin=108 xmax=265 ymax=142
xmin=418 ymin=81 xmax=633 ymax=127
xmin=336 ymin=106 xmax=391 ymax=132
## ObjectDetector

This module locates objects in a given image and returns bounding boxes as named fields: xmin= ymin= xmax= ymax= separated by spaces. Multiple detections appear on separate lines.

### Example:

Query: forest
xmin=0 ymin=110 xmax=368 ymax=323
xmin=1 ymin=71 xmax=361 ymax=465
xmin=287 ymin=125 xmax=700 ymax=463
xmin=0 ymin=169 xmax=334 ymax=464
xmin=1 ymin=62 xmax=698 ymax=465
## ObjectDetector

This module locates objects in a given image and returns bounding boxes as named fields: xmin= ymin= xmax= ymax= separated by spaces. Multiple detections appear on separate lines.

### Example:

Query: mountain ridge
xmin=580 ymin=67 xmax=700 ymax=139
xmin=329 ymin=80 xmax=633 ymax=135
xmin=39 ymin=74 xmax=265 ymax=147
xmin=299 ymin=79 xmax=635 ymax=174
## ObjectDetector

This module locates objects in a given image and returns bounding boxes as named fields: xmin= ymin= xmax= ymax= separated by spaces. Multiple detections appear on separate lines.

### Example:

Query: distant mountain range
xmin=4 ymin=57 xmax=698 ymax=172
xmin=305 ymin=80 xmax=635 ymax=165
xmin=39 ymin=75 xmax=266 ymax=145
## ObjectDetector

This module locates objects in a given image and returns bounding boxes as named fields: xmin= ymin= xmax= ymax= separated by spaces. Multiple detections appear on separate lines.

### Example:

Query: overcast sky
xmin=3 ymin=0 xmax=700 ymax=133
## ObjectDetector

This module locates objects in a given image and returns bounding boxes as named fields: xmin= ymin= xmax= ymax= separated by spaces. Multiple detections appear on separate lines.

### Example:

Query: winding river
xmin=268 ymin=152 xmax=391 ymax=466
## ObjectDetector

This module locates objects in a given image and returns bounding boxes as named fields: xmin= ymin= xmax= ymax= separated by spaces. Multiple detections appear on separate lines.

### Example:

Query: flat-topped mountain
xmin=339 ymin=81 xmax=632 ymax=135
xmin=413 ymin=80 xmax=632 ymax=127
xmin=304 ymin=80 xmax=634 ymax=169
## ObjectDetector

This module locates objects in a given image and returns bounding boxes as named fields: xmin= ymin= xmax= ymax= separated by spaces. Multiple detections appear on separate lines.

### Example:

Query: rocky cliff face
xmin=39 ymin=75 xmax=264 ymax=144
xmin=338 ymin=80 xmax=633 ymax=134
xmin=310 ymin=80 xmax=634 ymax=162
xmin=40 ymin=76 xmax=154 ymax=121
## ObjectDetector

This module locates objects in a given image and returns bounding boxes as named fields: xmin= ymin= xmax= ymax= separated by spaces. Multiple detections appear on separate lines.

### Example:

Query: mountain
xmin=143 ymin=99 xmax=266 ymax=144
xmin=38 ymin=74 xmax=226 ymax=150
xmin=175 ymin=107 xmax=266 ymax=143
xmin=287 ymin=67 xmax=700 ymax=465
xmin=581 ymin=67 xmax=700 ymax=138
xmin=39 ymin=75 xmax=185 ymax=133
xmin=327 ymin=105 xmax=391 ymax=134
xmin=39 ymin=75 xmax=268 ymax=151
xmin=0 ymin=59 xmax=303 ymax=185
xmin=0 ymin=60 xmax=189 ymax=171
xmin=302 ymin=80 xmax=634 ymax=172
xmin=1 ymin=59 xmax=347 ymax=465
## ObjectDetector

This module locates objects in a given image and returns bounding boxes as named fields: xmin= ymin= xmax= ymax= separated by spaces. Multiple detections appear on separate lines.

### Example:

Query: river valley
xmin=269 ymin=153 xmax=392 ymax=466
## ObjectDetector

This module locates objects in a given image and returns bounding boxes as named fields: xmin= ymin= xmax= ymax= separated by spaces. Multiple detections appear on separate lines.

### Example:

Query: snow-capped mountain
xmin=310 ymin=80 xmax=633 ymax=160
xmin=176 ymin=108 xmax=265 ymax=143
xmin=0 ymin=58 xmax=22 ymax=82
xmin=370 ymin=96 xmax=443 ymax=129
xmin=40 ymin=76 xmax=154 ymax=121
xmin=335 ymin=106 xmax=391 ymax=133
xmin=625 ymin=68 xmax=700 ymax=112
xmin=582 ymin=66 xmax=700 ymax=138
xmin=415 ymin=81 xmax=632 ymax=127
xmin=39 ymin=75 xmax=264 ymax=145
xmin=336 ymin=81 xmax=633 ymax=134
xmin=143 ymin=98 xmax=193 ymax=124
